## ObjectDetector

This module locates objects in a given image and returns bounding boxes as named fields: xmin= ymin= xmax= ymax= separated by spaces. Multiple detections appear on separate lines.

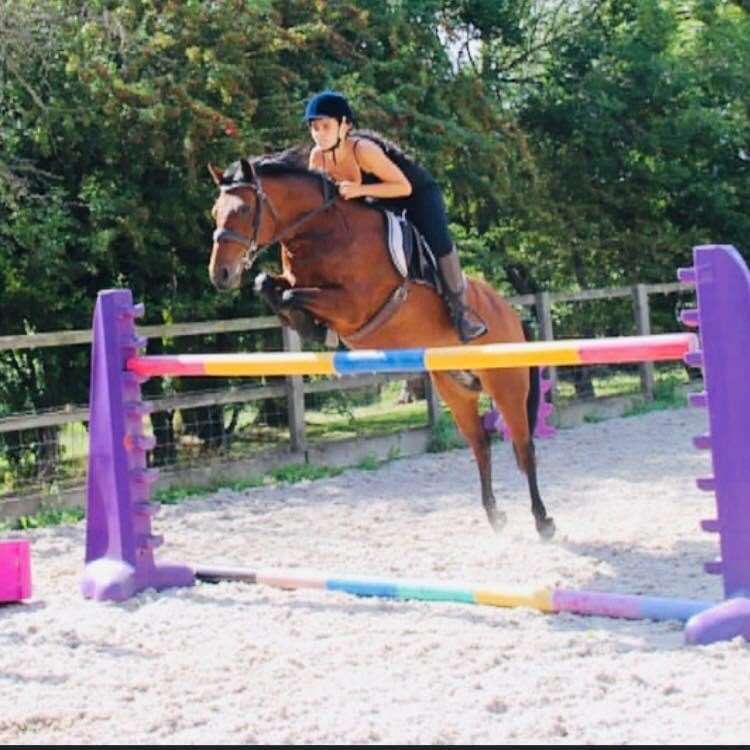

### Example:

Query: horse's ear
xmin=207 ymin=163 xmax=223 ymax=186
xmin=240 ymin=157 xmax=255 ymax=183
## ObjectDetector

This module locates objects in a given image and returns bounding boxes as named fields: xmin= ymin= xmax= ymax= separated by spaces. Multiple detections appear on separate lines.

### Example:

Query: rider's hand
xmin=338 ymin=181 xmax=362 ymax=200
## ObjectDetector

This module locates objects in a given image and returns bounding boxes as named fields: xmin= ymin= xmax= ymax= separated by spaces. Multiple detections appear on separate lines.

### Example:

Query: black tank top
xmin=352 ymin=131 xmax=436 ymax=193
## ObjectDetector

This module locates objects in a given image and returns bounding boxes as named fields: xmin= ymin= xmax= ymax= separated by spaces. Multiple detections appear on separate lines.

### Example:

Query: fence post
xmin=423 ymin=374 xmax=441 ymax=432
xmin=282 ymin=327 xmax=306 ymax=452
xmin=535 ymin=291 xmax=557 ymax=396
xmin=632 ymin=284 xmax=655 ymax=400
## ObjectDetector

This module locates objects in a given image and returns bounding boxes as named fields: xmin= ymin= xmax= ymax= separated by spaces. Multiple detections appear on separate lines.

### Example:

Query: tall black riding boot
xmin=437 ymin=247 xmax=488 ymax=342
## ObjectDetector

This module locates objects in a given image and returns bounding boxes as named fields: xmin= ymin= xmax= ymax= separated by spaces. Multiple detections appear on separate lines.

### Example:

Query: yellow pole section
xmin=474 ymin=587 xmax=555 ymax=612
xmin=201 ymin=352 xmax=336 ymax=377
xmin=425 ymin=341 xmax=583 ymax=371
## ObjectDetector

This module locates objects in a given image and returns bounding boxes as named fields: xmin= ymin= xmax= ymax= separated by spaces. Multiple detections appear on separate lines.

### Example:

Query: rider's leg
xmin=437 ymin=246 xmax=488 ymax=343
xmin=406 ymin=185 xmax=487 ymax=343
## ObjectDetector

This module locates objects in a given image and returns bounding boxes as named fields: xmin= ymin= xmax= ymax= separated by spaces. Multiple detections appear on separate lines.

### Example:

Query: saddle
xmin=329 ymin=205 xmax=477 ymax=394
xmin=382 ymin=210 xmax=442 ymax=291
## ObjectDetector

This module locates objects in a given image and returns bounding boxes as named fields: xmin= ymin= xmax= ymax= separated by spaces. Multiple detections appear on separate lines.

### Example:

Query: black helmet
xmin=303 ymin=91 xmax=355 ymax=124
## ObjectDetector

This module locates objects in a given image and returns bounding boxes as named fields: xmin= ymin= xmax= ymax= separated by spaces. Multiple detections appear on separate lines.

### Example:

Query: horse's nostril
xmin=221 ymin=266 xmax=230 ymax=284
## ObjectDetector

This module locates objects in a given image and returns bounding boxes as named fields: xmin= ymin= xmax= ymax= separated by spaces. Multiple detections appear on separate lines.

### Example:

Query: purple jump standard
xmin=80 ymin=290 xmax=193 ymax=601
xmin=678 ymin=246 xmax=750 ymax=645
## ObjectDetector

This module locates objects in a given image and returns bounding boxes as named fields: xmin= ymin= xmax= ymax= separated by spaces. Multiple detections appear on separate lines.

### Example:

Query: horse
xmin=207 ymin=154 xmax=555 ymax=539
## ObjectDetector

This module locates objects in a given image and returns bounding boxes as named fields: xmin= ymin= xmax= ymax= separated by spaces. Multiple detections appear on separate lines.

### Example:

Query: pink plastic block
xmin=0 ymin=540 xmax=32 ymax=602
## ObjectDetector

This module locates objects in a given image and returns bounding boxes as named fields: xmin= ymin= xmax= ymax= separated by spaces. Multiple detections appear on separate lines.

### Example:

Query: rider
xmin=304 ymin=90 xmax=487 ymax=343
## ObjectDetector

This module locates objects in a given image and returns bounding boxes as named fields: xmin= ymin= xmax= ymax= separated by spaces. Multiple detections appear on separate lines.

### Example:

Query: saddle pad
xmin=385 ymin=210 xmax=410 ymax=278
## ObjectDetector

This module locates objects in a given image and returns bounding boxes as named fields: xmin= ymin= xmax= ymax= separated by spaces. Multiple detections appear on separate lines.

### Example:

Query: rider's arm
xmin=351 ymin=139 xmax=412 ymax=199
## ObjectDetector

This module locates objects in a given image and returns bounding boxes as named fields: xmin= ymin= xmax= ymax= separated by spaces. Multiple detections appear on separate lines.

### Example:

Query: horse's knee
xmin=281 ymin=288 xmax=310 ymax=311
xmin=254 ymin=273 xmax=285 ymax=312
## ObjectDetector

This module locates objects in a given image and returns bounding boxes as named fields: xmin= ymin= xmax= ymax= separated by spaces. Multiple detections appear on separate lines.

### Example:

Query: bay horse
xmin=207 ymin=155 xmax=555 ymax=539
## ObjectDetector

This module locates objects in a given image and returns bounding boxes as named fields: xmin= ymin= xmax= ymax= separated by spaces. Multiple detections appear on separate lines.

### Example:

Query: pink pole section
xmin=577 ymin=333 xmax=698 ymax=364
xmin=127 ymin=355 xmax=208 ymax=377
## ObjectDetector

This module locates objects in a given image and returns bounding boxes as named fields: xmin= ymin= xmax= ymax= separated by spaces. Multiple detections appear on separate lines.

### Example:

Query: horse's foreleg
xmin=254 ymin=273 xmax=328 ymax=345
xmin=430 ymin=372 xmax=506 ymax=533
xmin=280 ymin=286 xmax=358 ymax=324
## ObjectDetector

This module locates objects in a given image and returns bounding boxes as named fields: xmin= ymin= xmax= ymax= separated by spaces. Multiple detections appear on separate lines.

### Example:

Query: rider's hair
xmin=351 ymin=129 xmax=417 ymax=163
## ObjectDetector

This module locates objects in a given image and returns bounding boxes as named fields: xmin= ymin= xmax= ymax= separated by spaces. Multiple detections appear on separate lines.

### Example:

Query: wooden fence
xmin=0 ymin=279 xmax=695 ymax=520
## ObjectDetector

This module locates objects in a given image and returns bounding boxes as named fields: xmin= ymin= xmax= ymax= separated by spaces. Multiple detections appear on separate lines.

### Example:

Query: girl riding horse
xmin=207 ymin=151 xmax=555 ymax=539
xmin=304 ymin=91 xmax=487 ymax=343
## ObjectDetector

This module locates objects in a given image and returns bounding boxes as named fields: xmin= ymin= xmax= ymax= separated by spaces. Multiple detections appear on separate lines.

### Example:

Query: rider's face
xmin=309 ymin=116 xmax=344 ymax=150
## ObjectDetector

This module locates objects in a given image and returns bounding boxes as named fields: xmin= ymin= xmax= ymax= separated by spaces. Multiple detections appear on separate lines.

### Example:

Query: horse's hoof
xmin=536 ymin=516 xmax=556 ymax=541
xmin=281 ymin=289 xmax=303 ymax=309
xmin=489 ymin=510 xmax=508 ymax=534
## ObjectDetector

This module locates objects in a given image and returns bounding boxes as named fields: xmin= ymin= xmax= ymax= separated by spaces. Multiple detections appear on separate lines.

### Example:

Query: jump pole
xmin=80 ymin=245 xmax=750 ymax=645
xmin=194 ymin=565 xmax=713 ymax=623
xmin=125 ymin=332 xmax=697 ymax=378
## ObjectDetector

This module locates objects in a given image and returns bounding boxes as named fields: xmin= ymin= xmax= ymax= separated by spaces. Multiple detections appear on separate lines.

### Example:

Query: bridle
xmin=212 ymin=166 xmax=337 ymax=270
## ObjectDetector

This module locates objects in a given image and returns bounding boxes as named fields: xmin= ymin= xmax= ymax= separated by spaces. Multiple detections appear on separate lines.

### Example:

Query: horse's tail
xmin=521 ymin=321 xmax=540 ymax=436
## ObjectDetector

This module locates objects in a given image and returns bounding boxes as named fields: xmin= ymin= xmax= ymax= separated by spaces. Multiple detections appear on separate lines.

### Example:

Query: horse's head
xmin=208 ymin=158 xmax=266 ymax=291
xmin=208 ymin=154 xmax=338 ymax=291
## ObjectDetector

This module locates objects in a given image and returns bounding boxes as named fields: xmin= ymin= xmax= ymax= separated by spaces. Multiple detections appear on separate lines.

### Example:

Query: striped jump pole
xmin=126 ymin=332 xmax=698 ymax=379
xmin=80 ymin=245 xmax=750 ymax=646
xmin=194 ymin=565 xmax=713 ymax=624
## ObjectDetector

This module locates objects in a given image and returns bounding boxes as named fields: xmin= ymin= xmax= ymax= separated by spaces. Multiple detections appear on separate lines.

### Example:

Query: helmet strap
xmin=322 ymin=118 xmax=349 ymax=165
xmin=322 ymin=136 xmax=342 ymax=164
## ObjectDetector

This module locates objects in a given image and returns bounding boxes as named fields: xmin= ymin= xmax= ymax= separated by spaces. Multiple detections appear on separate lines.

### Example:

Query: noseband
xmin=213 ymin=171 xmax=336 ymax=269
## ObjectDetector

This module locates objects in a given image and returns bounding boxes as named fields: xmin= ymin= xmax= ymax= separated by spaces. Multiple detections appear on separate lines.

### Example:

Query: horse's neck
xmin=278 ymin=189 xmax=401 ymax=298
xmin=265 ymin=175 xmax=328 ymax=228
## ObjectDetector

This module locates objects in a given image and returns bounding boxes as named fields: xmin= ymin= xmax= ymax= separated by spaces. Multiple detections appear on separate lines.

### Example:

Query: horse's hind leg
xmin=481 ymin=368 xmax=555 ymax=540
xmin=430 ymin=372 xmax=506 ymax=532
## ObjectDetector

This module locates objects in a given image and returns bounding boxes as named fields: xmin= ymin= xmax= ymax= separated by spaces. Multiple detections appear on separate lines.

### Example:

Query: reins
xmin=212 ymin=170 xmax=337 ymax=268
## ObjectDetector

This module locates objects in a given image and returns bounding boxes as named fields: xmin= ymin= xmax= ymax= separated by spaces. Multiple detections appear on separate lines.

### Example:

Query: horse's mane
xmin=220 ymin=130 xmax=414 ymax=190
xmin=220 ymin=145 xmax=336 ymax=192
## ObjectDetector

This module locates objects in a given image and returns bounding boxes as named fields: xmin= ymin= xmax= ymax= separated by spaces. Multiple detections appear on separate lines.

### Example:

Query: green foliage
xmin=154 ymin=461 xmax=343 ymax=503
xmin=583 ymin=412 xmax=607 ymax=424
xmin=518 ymin=0 xmax=750 ymax=292
xmin=427 ymin=410 xmax=466 ymax=452
xmin=9 ymin=505 xmax=85 ymax=530
xmin=1 ymin=0 xmax=749 ymax=487
xmin=622 ymin=373 xmax=689 ymax=416
xmin=154 ymin=474 xmax=268 ymax=504
xmin=356 ymin=453 xmax=380 ymax=470
xmin=267 ymin=462 xmax=343 ymax=483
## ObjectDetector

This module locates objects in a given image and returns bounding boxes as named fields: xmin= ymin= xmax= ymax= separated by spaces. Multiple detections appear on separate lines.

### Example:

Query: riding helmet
xmin=303 ymin=91 xmax=355 ymax=124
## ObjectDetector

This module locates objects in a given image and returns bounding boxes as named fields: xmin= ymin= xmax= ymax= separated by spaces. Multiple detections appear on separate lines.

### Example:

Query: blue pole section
xmin=332 ymin=348 xmax=426 ymax=374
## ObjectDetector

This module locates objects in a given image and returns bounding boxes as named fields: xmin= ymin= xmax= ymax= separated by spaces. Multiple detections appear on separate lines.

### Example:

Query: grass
xmin=0 ymin=459 xmax=360 ymax=530
xmin=0 ymin=505 xmax=84 ymax=533
xmin=582 ymin=412 xmax=607 ymax=424
xmin=427 ymin=410 xmax=465 ymax=453
xmin=356 ymin=453 xmax=380 ymax=471
xmin=622 ymin=373 xmax=690 ymax=417
xmin=155 ymin=462 xmax=344 ymax=506
xmin=554 ymin=364 xmax=691 ymax=406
